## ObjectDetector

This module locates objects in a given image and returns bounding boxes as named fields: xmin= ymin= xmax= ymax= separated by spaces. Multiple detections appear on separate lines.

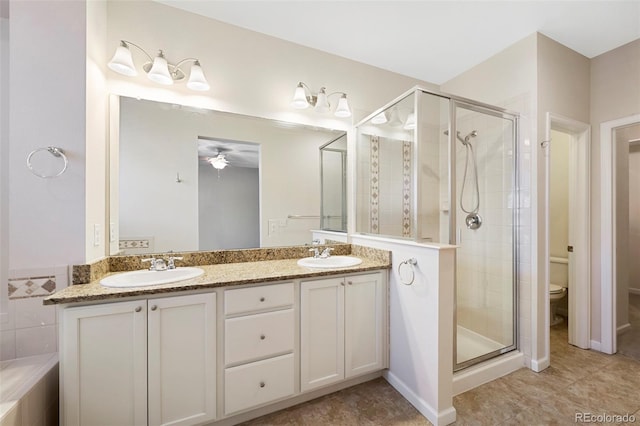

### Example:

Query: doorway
xmin=600 ymin=115 xmax=640 ymax=355
xmin=545 ymin=113 xmax=591 ymax=357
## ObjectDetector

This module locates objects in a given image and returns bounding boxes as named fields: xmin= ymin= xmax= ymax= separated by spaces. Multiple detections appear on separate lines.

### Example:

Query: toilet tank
xmin=550 ymin=257 xmax=568 ymax=288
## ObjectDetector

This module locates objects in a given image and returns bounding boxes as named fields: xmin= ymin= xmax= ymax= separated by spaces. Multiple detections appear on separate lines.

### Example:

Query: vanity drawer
xmin=225 ymin=309 xmax=294 ymax=365
xmin=224 ymin=353 xmax=294 ymax=415
xmin=225 ymin=282 xmax=294 ymax=315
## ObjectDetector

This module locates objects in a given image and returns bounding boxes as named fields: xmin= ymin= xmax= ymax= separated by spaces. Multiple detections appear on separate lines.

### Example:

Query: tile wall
xmin=0 ymin=266 xmax=67 ymax=361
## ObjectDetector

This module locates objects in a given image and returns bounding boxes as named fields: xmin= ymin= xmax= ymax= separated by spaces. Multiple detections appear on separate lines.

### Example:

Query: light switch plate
xmin=93 ymin=224 xmax=101 ymax=246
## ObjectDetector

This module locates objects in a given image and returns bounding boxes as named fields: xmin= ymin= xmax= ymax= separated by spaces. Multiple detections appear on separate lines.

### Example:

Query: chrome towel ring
xmin=398 ymin=258 xmax=417 ymax=285
xmin=26 ymin=146 xmax=68 ymax=178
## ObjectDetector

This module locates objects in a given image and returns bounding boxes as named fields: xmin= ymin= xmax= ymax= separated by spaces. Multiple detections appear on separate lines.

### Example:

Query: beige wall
xmin=629 ymin=133 xmax=640 ymax=293
xmin=549 ymin=130 xmax=570 ymax=259
xmin=590 ymin=39 xmax=640 ymax=338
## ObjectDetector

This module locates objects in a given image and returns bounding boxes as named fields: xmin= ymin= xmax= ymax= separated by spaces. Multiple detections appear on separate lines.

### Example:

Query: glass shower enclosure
xmin=355 ymin=88 xmax=519 ymax=371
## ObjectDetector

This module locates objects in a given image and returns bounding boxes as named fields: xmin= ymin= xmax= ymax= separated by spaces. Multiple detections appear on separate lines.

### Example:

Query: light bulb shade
xmin=314 ymin=88 xmax=330 ymax=113
xmin=334 ymin=94 xmax=351 ymax=118
xmin=187 ymin=61 xmax=210 ymax=91
xmin=147 ymin=53 xmax=173 ymax=85
xmin=209 ymin=155 xmax=228 ymax=170
xmin=388 ymin=108 xmax=402 ymax=127
xmin=108 ymin=42 xmax=137 ymax=76
xmin=371 ymin=111 xmax=388 ymax=124
xmin=291 ymin=83 xmax=310 ymax=109
xmin=404 ymin=112 xmax=416 ymax=130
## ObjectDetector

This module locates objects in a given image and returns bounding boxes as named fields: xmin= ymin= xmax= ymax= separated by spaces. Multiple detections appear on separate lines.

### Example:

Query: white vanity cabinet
xmin=61 ymin=293 xmax=216 ymax=426
xmin=300 ymin=272 xmax=385 ymax=392
xmin=223 ymin=282 xmax=295 ymax=415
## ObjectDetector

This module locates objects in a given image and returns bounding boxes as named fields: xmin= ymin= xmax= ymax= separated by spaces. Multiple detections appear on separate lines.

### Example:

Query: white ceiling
xmin=155 ymin=0 xmax=640 ymax=84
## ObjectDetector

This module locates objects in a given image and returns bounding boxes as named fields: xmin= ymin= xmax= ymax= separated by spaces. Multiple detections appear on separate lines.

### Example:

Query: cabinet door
xmin=62 ymin=300 xmax=147 ymax=426
xmin=300 ymin=277 xmax=344 ymax=392
xmin=345 ymin=273 xmax=385 ymax=378
xmin=148 ymin=293 xmax=216 ymax=426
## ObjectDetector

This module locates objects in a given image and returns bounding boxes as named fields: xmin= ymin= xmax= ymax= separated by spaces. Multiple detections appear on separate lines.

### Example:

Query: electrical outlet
xmin=110 ymin=223 xmax=116 ymax=243
xmin=93 ymin=224 xmax=101 ymax=246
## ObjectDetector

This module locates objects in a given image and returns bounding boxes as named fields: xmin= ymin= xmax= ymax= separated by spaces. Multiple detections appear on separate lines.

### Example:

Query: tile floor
xmin=242 ymin=321 xmax=640 ymax=425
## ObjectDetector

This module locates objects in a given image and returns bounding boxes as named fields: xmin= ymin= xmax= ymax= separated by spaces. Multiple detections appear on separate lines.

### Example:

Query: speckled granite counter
xmin=44 ymin=245 xmax=390 ymax=305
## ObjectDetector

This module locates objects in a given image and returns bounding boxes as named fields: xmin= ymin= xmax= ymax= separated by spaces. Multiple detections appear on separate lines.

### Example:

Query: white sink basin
xmin=297 ymin=256 xmax=363 ymax=269
xmin=100 ymin=267 xmax=204 ymax=288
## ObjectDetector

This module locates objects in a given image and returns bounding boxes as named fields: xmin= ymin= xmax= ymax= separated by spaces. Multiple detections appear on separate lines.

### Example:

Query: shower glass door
xmin=452 ymin=101 xmax=518 ymax=371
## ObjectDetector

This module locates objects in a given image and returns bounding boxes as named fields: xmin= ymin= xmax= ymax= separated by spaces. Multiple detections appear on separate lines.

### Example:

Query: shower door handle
xmin=567 ymin=246 xmax=574 ymax=252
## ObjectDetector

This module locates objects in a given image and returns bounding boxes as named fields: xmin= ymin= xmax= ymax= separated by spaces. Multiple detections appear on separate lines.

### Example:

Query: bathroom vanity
xmin=45 ymin=245 xmax=390 ymax=426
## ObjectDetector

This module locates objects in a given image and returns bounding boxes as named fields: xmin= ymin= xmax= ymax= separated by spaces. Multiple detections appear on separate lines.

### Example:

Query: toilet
xmin=549 ymin=283 xmax=567 ymax=326
xmin=549 ymin=257 xmax=569 ymax=326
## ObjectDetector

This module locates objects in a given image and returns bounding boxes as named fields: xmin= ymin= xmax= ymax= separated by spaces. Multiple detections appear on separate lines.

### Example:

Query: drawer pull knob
xmin=260 ymin=334 xmax=266 ymax=340
xmin=135 ymin=306 xmax=142 ymax=312
xmin=150 ymin=305 xmax=157 ymax=311
xmin=260 ymin=297 xmax=265 ymax=302
xmin=259 ymin=381 xmax=265 ymax=388
xmin=348 ymin=281 xmax=353 ymax=285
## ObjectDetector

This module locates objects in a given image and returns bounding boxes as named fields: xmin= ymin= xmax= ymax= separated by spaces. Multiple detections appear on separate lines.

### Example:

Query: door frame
xmin=544 ymin=113 xmax=591 ymax=352
xmin=600 ymin=113 xmax=640 ymax=354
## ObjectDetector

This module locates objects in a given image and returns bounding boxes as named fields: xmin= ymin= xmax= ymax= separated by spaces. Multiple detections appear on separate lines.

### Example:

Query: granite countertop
xmin=44 ymin=255 xmax=390 ymax=305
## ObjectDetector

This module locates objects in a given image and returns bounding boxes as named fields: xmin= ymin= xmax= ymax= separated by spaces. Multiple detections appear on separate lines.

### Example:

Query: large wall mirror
xmin=109 ymin=96 xmax=346 ymax=255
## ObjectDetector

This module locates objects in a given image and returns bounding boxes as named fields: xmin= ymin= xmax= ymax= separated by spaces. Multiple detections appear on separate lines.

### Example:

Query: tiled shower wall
xmin=0 ymin=266 xmax=67 ymax=361
xmin=454 ymin=94 xmax=532 ymax=353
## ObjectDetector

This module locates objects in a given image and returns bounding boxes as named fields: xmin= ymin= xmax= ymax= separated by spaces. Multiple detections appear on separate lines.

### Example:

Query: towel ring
xmin=398 ymin=258 xmax=417 ymax=285
xmin=26 ymin=147 xmax=68 ymax=178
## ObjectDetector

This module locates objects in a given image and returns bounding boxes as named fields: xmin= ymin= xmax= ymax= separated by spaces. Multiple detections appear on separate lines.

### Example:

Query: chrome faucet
xmin=142 ymin=256 xmax=181 ymax=271
xmin=309 ymin=248 xmax=321 ymax=259
xmin=320 ymin=247 xmax=334 ymax=259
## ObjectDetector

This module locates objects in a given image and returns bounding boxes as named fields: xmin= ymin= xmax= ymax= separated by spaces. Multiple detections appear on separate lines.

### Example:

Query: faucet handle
xmin=167 ymin=256 xmax=183 ymax=269
xmin=141 ymin=257 xmax=157 ymax=271
xmin=309 ymin=248 xmax=320 ymax=258
xmin=320 ymin=247 xmax=334 ymax=258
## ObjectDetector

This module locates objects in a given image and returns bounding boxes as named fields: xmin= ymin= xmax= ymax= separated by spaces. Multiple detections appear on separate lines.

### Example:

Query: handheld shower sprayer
xmin=444 ymin=128 xmax=482 ymax=229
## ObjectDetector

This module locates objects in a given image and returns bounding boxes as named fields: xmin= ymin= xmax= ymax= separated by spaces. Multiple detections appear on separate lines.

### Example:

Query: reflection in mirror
xmin=320 ymin=135 xmax=347 ymax=232
xmin=113 ymin=96 xmax=345 ymax=255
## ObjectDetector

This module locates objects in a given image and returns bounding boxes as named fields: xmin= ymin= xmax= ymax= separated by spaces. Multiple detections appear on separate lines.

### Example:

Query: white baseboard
xmin=530 ymin=355 xmax=550 ymax=372
xmin=590 ymin=340 xmax=602 ymax=351
xmin=384 ymin=371 xmax=456 ymax=426
xmin=629 ymin=288 xmax=640 ymax=295
xmin=617 ymin=323 xmax=631 ymax=334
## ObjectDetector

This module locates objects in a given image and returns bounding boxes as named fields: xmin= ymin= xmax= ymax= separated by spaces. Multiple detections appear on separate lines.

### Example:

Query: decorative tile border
xmin=370 ymin=136 xmax=380 ymax=233
xmin=8 ymin=276 xmax=56 ymax=299
xmin=119 ymin=239 xmax=150 ymax=250
xmin=402 ymin=140 xmax=412 ymax=237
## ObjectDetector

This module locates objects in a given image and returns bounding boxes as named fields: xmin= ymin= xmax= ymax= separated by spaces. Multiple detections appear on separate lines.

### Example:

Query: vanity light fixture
xmin=108 ymin=40 xmax=210 ymax=91
xmin=371 ymin=111 xmax=388 ymax=125
xmin=403 ymin=112 xmax=417 ymax=130
xmin=290 ymin=82 xmax=352 ymax=118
